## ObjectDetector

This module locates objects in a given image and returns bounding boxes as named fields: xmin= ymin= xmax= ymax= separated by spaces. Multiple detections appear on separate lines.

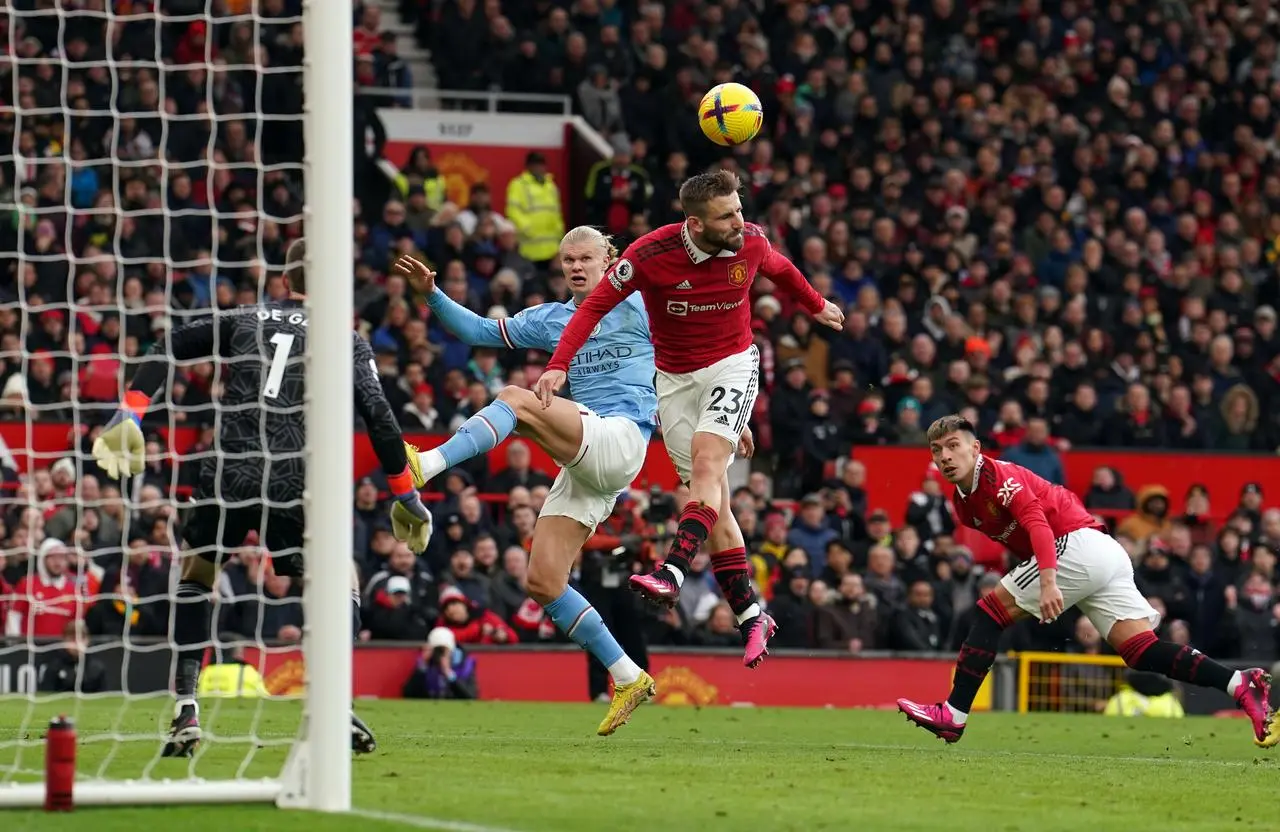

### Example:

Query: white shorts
xmin=1000 ymin=527 xmax=1160 ymax=639
xmin=539 ymin=406 xmax=647 ymax=530
xmin=656 ymin=345 xmax=759 ymax=483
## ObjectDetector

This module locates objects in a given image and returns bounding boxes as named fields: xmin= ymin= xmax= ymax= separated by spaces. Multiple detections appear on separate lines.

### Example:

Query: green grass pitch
xmin=0 ymin=696 xmax=1277 ymax=831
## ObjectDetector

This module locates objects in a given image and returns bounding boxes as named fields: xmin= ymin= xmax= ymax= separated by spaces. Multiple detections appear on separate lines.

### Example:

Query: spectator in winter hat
xmin=895 ymin=397 xmax=926 ymax=445
xmin=49 ymin=458 xmax=76 ymax=492
xmin=1239 ymin=483 xmax=1265 ymax=527
xmin=402 ymin=626 xmax=478 ymax=700
xmin=0 ymin=374 xmax=27 ymax=411
xmin=1118 ymin=485 xmax=1173 ymax=544
xmin=436 ymin=585 xmax=514 ymax=646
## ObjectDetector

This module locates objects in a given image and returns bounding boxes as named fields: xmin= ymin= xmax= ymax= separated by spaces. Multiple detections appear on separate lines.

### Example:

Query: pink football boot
xmin=1235 ymin=668 xmax=1273 ymax=744
xmin=629 ymin=568 xmax=681 ymax=607
xmin=740 ymin=612 xmax=777 ymax=669
xmin=897 ymin=698 xmax=966 ymax=743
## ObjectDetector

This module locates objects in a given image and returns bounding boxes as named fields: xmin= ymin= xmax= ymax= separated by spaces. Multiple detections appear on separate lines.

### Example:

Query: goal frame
xmin=0 ymin=0 xmax=353 ymax=812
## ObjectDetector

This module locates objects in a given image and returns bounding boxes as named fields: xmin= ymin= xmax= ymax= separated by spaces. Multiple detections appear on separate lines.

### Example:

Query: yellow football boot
xmin=596 ymin=671 xmax=657 ymax=736
xmin=405 ymin=442 xmax=427 ymax=489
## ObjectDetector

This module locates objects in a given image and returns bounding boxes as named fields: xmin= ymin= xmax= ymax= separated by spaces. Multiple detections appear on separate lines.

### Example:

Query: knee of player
xmin=689 ymin=452 xmax=725 ymax=483
xmin=707 ymin=522 xmax=740 ymax=550
xmin=525 ymin=561 xmax=566 ymax=604
xmin=691 ymin=430 xmax=733 ymax=461
xmin=497 ymin=385 xmax=535 ymax=419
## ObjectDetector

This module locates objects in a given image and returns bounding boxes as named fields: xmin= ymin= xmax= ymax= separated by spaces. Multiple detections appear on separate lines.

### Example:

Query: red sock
xmin=710 ymin=547 xmax=755 ymax=616
xmin=663 ymin=502 xmax=718 ymax=573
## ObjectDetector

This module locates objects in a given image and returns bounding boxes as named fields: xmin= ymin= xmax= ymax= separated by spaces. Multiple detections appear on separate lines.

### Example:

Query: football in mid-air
xmin=698 ymin=83 xmax=763 ymax=146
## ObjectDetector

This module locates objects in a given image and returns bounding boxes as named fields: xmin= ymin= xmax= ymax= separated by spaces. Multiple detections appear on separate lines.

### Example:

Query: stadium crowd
xmin=3 ymin=0 xmax=1280 ymax=677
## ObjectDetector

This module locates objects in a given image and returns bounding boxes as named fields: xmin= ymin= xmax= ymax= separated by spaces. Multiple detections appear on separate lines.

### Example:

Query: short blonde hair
xmin=560 ymin=226 xmax=618 ymax=266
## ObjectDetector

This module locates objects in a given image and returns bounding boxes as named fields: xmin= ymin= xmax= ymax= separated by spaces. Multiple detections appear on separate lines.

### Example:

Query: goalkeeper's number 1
xmin=263 ymin=332 xmax=295 ymax=400
xmin=262 ymin=334 xmax=376 ymax=401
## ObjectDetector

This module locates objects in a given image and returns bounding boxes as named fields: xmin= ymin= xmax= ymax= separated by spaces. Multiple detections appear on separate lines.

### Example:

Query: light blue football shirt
xmin=427 ymin=288 xmax=658 ymax=440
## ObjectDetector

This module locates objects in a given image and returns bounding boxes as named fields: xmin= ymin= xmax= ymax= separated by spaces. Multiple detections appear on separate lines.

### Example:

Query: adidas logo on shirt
xmin=714 ymin=414 xmax=730 ymax=426
xmin=675 ymin=279 xmax=693 ymax=290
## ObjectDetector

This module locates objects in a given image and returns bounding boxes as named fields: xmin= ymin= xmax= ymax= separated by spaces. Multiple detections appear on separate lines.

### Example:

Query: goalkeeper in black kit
xmin=92 ymin=240 xmax=432 ymax=758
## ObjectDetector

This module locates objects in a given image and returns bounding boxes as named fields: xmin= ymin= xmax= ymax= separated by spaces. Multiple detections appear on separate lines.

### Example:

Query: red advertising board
xmin=378 ymin=109 xmax=569 ymax=219
xmin=245 ymin=645 xmax=957 ymax=710
xmin=6 ymin=422 xmax=1276 ymax=528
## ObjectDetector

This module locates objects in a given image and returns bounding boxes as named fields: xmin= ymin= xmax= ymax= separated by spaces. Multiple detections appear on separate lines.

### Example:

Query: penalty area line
xmin=349 ymin=807 xmax=526 ymax=832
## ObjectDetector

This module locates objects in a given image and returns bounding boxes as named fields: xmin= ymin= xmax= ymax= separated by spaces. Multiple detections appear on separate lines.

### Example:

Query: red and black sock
xmin=662 ymin=502 xmax=718 ymax=576
xmin=946 ymin=595 xmax=1012 ymax=714
xmin=710 ymin=547 xmax=756 ymax=617
xmin=1119 ymin=630 xmax=1235 ymax=692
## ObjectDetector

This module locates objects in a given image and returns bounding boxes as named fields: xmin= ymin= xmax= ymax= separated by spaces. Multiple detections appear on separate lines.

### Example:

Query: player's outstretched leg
xmin=898 ymin=589 xmax=1020 ymax=743
xmin=1111 ymin=620 xmax=1275 ymax=746
xmin=417 ymin=386 xmax=588 ymax=477
xmin=528 ymin=515 xmax=653 ymax=736
xmin=706 ymin=473 xmax=774 ymax=668
xmin=417 ymin=394 xmax=519 ymax=482
xmin=165 ymin=555 xmax=218 ymax=757
xmin=631 ymin=432 xmax=729 ymax=607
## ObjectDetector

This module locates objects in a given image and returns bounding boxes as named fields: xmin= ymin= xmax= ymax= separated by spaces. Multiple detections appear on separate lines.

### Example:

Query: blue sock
xmin=545 ymin=587 xmax=626 ymax=670
xmin=436 ymin=400 xmax=518 ymax=468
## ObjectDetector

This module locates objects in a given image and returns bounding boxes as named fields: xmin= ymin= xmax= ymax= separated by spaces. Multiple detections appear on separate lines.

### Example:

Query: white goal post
xmin=290 ymin=0 xmax=355 ymax=813
xmin=0 ymin=0 xmax=352 ymax=812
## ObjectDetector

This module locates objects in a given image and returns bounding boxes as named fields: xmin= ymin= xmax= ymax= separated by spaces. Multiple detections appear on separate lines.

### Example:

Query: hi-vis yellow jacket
xmin=1103 ymin=688 xmax=1185 ymax=718
xmin=505 ymin=171 xmax=565 ymax=262
xmin=197 ymin=661 xmax=268 ymax=699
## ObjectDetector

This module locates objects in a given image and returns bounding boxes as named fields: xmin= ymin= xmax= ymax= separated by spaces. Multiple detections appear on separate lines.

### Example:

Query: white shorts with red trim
xmin=655 ymin=345 xmax=759 ymax=483
xmin=540 ymin=406 xmax=647 ymax=529
xmin=999 ymin=527 xmax=1160 ymax=638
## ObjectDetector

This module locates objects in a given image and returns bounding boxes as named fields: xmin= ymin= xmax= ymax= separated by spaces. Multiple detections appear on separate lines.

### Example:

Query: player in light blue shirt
xmin=392 ymin=228 xmax=658 ymax=735
xmin=418 ymin=277 xmax=657 ymax=441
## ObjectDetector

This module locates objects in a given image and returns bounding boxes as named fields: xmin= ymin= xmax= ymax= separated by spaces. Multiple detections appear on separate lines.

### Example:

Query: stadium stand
xmin=3 ymin=0 xmax=1280 ymax=677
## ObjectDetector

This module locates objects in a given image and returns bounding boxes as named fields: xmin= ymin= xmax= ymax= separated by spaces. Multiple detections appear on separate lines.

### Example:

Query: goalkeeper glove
xmin=391 ymin=499 xmax=432 ymax=553
xmin=387 ymin=461 xmax=432 ymax=553
xmin=92 ymin=394 xmax=150 ymax=479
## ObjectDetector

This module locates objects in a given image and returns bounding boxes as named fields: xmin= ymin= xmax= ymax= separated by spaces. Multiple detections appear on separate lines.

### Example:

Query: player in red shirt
xmin=537 ymin=170 xmax=844 ymax=667
xmin=897 ymin=416 xmax=1277 ymax=746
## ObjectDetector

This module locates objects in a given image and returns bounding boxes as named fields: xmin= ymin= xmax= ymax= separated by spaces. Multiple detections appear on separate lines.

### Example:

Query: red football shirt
xmin=950 ymin=455 xmax=1105 ymax=571
xmin=547 ymin=222 xmax=826 ymax=375
xmin=7 ymin=574 xmax=85 ymax=638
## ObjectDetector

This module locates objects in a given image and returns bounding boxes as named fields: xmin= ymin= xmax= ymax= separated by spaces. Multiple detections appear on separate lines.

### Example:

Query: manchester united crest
xmin=654 ymin=666 xmax=719 ymax=706
xmin=264 ymin=659 xmax=306 ymax=696
xmin=986 ymin=500 xmax=1000 ymax=517
xmin=727 ymin=260 xmax=749 ymax=287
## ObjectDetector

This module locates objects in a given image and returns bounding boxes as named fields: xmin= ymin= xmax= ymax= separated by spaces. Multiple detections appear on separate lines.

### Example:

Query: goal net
xmin=0 ymin=0 xmax=353 ymax=811
xmin=1015 ymin=651 xmax=1129 ymax=714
